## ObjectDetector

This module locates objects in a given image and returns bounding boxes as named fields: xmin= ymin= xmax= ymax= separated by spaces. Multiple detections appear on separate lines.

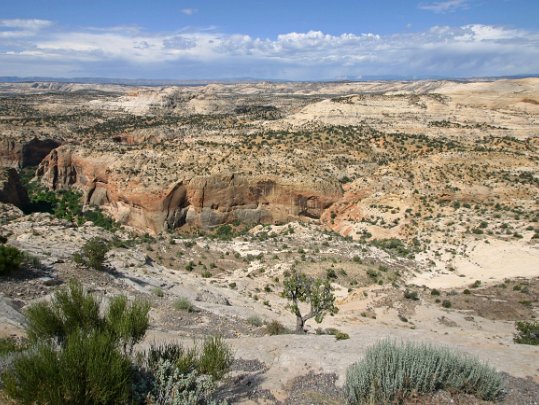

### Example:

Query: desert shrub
xmin=147 ymin=343 xmax=199 ymax=376
xmin=266 ymin=320 xmax=288 ymax=335
xmin=0 ymin=245 xmax=23 ymax=276
xmin=197 ymin=336 xmax=234 ymax=381
xmin=403 ymin=289 xmax=419 ymax=301
xmin=3 ymin=331 xmax=132 ymax=405
xmin=73 ymin=237 xmax=110 ymax=271
xmin=513 ymin=321 xmax=539 ymax=345
xmin=25 ymin=280 xmax=101 ymax=344
xmin=2 ymin=281 xmax=150 ymax=404
xmin=430 ymin=289 xmax=440 ymax=296
xmin=145 ymin=340 xmax=232 ymax=405
xmin=105 ymin=295 xmax=150 ymax=354
xmin=174 ymin=297 xmax=195 ymax=313
xmin=442 ymin=300 xmax=452 ymax=308
xmin=246 ymin=315 xmax=263 ymax=327
xmin=335 ymin=331 xmax=350 ymax=341
xmin=149 ymin=360 xmax=224 ymax=405
xmin=345 ymin=340 xmax=503 ymax=404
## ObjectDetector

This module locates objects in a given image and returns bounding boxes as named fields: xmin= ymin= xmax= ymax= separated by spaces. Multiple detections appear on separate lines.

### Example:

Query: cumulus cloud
xmin=418 ymin=0 xmax=470 ymax=13
xmin=0 ymin=20 xmax=538 ymax=79
xmin=180 ymin=8 xmax=197 ymax=16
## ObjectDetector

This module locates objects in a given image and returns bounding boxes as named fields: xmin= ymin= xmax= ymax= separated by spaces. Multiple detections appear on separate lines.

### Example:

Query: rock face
xmin=0 ymin=138 xmax=61 ymax=168
xmin=36 ymin=146 xmax=342 ymax=234
xmin=0 ymin=168 xmax=29 ymax=208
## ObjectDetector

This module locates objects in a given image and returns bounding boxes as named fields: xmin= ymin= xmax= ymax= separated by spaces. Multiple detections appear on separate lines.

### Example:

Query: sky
xmin=1 ymin=0 xmax=539 ymax=80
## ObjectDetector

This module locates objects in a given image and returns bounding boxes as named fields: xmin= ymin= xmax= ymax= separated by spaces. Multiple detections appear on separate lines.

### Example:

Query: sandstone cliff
xmin=0 ymin=138 xmax=61 ymax=168
xmin=36 ymin=146 xmax=342 ymax=234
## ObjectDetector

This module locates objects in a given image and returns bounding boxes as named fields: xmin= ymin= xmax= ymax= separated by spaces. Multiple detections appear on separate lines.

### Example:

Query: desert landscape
xmin=0 ymin=77 xmax=538 ymax=404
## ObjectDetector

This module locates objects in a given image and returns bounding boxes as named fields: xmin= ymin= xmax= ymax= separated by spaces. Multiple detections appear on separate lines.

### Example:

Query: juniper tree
xmin=282 ymin=270 xmax=338 ymax=334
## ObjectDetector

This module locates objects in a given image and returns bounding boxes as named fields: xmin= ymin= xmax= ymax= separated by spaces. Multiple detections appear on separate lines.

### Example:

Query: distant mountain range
xmin=0 ymin=74 xmax=537 ymax=86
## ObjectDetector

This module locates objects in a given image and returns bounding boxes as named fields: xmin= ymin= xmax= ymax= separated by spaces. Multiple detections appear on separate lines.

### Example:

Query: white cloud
xmin=418 ymin=0 xmax=469 ymax=13
xmin=180 ymin=8 xmax=197 ymax=16
xmin=0 ymin=21 xmax=538 ymax=79
xmin=0 ymin=18 xmax=52 ymax=30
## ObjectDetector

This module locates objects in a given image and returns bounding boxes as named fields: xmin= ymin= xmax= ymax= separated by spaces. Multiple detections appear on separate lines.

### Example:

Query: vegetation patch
xmin=345 ymin=340 xmax=503 ymax=404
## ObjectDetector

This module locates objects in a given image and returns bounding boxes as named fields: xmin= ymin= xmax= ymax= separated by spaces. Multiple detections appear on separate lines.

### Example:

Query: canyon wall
xmin=37 ymin=146 xmax=342 ymax=234
xmin=0 ymin=138 xmax=61 ymax=168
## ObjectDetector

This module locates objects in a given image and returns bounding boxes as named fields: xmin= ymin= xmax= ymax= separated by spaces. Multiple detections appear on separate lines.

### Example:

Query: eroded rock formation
xmin=37 ymin=146 xmax=342 ymax=233
xmin=0 ymin=138 xmax=61 ymax=168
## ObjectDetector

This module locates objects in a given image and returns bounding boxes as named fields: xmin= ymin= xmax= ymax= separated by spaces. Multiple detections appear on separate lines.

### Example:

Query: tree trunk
xmin=295 ymin=315 xmax=305 ymax=334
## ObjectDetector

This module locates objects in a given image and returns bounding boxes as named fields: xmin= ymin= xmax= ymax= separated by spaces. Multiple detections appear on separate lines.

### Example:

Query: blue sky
xmin=1 ymin=0 xmax=538 ymax=80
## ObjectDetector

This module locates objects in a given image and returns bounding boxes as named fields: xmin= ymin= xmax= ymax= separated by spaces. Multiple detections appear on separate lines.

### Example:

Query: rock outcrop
xmin=0 ymin=138 xmax=61 ymax=168
xmin=36 ymin=146 xmax=342 ymax=234
xmin=0 ymin=168 xmax=29 ymax=208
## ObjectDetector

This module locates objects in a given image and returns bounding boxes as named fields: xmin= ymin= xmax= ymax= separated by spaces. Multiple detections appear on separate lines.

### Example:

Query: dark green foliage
xmin=25 ymin=280 xmax=101 ymax=344
xmin=82 ymin=209 xmax=119 ymax=231
xmin=105 ymin=295 xmax=150 ymax=354
xmin=430 ymin=289 xmax=440 ymax=296
xmin=0 ymin=244 xmax=23 ymax=276
xmin=326 ymin=268 xmax=338 ymax=279
xmin=2 ymin=281 xmax=150 ymax=404
xmin=21 ymin=170 xmax=119 ymax=231
xmin=73 ymin=237 xmax=110 ymax=270
xmin=371 ymin=238 xmax=414 ymax=258
xmin=3 ymin=332 xmax=132 ymax=405
xmin=513 ymin=321 xmax=539 ymax=345
xmin=198 ymin=335 xmax=234 ymax=380
xmin=442 ymin=300 xmax=452 ymax=308
xmin=403 ymin=289 xmax=419 ymax=301
xmin=147 ymin=335 xmax=233 ymax=381
xmin=346 ymin=340 xmax=503 ymax=404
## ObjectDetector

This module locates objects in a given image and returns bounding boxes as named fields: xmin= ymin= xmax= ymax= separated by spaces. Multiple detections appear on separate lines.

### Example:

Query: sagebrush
xmin=345 ymin=340 xmax=503 ymax=404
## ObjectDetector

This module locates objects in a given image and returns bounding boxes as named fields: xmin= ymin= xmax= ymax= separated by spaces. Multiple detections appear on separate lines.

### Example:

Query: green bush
xmin=73 ymin=237 xmax=110 ymax=270
xmin=2 ymin=280 xmax=150 ymax=404
xmin=403 ymin=289 xmax=419 ymax=301
xmin=3 ymin=332 xmax=132 ymax=405
xmin=197 ymin=335 xmax=234 ymax=381
xmin=174 ymin=297 xmax=195 ymax=313
xmin=513 ymin=321 xmax=539 ymax=345
xmin=0 ymin=244 xmax=23 ymax=276
xmin=335 ymin=331 xmax=350 ymax=341
xmin=345 ymin=340 xmax=503 ymax=404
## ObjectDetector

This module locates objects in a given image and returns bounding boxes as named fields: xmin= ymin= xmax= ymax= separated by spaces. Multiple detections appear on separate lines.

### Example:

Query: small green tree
xmin=282 ymin=270 xmax=338 ymax=334
xmin=0 ymin=244 xmax=23 ymax=276
xmin=73 ymin=237 xmax=110 ymax=270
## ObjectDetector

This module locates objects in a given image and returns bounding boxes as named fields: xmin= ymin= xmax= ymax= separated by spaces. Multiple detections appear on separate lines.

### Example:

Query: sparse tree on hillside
xmin=283 ymin=270 xmax=338 ymax=334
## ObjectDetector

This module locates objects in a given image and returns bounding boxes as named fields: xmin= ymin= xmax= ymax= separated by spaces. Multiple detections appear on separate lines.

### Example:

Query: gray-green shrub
xmin=345 ymin=340 xmax=503 ymax=404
